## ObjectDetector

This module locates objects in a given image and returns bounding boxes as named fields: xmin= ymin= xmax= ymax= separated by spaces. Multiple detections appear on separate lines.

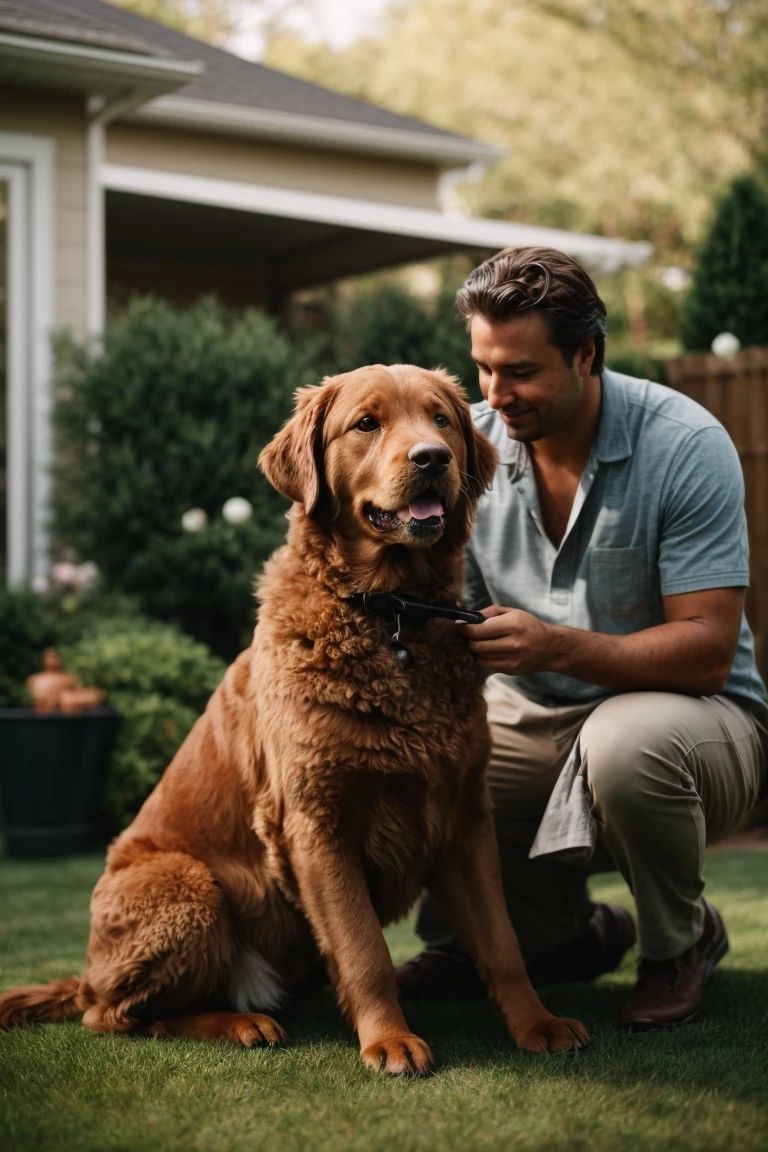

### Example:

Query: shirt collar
xmin=595 ymin=369 xmax=633 ymax=463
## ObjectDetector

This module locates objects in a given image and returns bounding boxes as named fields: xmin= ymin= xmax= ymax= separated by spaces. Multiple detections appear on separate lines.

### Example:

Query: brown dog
xmin=0 ymin=365 xmax=587 ymax=1073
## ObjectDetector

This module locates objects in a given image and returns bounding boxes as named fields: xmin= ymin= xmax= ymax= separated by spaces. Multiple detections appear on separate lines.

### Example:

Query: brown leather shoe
xmin=395 ymin=903 xmax=636 ymax=1001
xmin=619 ymin=900 xmax=729 ymax=1032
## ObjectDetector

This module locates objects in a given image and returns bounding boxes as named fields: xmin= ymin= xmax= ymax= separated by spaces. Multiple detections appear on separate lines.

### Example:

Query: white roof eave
xmin=102 ymin=162 xmax=653 ymax=276
xmin=127 ymin=94 xmax=505 ymax=167
xmin=0 ymin=31 xmax=202 ymax=93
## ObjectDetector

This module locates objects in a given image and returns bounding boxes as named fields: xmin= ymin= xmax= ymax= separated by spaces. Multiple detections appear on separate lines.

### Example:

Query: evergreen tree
xmin=681 ymin=175 xmax=768 ymax=352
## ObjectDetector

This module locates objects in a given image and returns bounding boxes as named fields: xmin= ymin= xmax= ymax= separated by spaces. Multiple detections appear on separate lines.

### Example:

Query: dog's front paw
xmin=513 ymin=1013 xmax=588 ymax=1053
xmin=361 ymin=1031 xmax=434 ymax=1076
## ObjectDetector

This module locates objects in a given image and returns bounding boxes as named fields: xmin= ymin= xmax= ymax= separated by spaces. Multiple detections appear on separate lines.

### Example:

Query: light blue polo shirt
xmin=467 ymin=368 xmax=768 ymax=710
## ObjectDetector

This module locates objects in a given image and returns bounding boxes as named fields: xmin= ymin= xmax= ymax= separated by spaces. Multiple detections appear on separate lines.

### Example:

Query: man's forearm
xmin=547 ymin=620 xmax=733 ymax=696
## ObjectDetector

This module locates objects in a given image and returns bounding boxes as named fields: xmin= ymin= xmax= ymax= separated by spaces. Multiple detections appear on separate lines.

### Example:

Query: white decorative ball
xmin=181 ymin=507 xmax=208 ymax=532
xmin=711 ymin=332 xmax=741 ymax=359
xmin=222 ymin=497 xmax=253 ymax=524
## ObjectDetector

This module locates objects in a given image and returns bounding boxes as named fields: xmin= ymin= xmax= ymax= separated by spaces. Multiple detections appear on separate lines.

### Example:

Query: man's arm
xmin=463 ymin=587 xmax=744 ymax=696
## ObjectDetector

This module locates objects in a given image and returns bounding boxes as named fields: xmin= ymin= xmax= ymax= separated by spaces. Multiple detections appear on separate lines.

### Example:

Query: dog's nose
xmin=408 ymin=442 xmax=452 ymax=474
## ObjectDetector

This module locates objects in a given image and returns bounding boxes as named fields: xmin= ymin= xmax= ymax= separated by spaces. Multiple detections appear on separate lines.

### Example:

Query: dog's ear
xmin=429 ymin=369 xmax=498 ymax=500
xmin=258 ymin=376 xmax=344 ymax=513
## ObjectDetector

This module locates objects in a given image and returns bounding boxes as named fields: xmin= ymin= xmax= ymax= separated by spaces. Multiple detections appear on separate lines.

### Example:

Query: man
xmin=396 ymin=246 xmax=767 ymax=1030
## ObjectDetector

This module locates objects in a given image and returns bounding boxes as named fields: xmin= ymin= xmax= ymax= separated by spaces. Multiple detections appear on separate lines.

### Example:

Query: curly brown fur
xmin=0 ymin=365 xmax=587 ymax=1069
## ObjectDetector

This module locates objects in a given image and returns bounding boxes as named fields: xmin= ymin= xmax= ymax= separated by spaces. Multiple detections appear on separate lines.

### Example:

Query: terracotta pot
xmin=59 ymin=687 xmax=106 ymax=714
xmin=26 ymin=649 xmax=80 ymax=712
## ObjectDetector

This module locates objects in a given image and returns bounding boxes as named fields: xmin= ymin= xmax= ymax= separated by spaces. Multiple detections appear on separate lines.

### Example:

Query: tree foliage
xmin=109 ymin=0 xmax=237 ymax=44
xmin=680 ymin=174 xmax=768 ymax=352
xmin=265 ymin=0 xmax=762 ymax=257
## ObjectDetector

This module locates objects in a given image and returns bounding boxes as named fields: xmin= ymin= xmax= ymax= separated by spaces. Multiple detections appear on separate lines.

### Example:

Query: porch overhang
xmin=102 ymin=163 xmax=653 ymax=289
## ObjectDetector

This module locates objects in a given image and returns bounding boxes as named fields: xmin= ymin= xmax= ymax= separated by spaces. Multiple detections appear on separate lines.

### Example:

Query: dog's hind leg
xmin=80 ymin=841 xmax=285 ymax=1046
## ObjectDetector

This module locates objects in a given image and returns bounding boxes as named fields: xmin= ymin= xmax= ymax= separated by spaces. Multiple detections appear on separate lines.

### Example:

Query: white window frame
xmin=0 ymin=131 xmax=55 ymax=585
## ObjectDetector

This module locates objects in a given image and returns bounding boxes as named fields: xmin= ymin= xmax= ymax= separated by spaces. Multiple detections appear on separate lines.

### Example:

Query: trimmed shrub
xmin=681 ymin=174 xmax=768 ymax=352
xmin=0 ymin=588 xmax=57 ymax=706
xmin=62 ymin=618 xmax=226 ymax=832
xmin=305 ymin=280 xmax=482 ymax=400
xmin=53 ymin=297 xmax=312 ymax=659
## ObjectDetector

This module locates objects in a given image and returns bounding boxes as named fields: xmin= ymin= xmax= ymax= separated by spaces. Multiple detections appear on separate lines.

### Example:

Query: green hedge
xmin=53 ymin=297 xmax=311 ymax=660
xmin=0 ymin=588 xmax=57 ymax=706
xmin=62 ymin=617 xmax=226 ymax=833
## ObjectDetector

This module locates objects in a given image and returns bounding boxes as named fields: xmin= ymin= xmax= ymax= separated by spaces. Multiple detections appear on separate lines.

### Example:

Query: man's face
xmin=470 ymin=311 xmax=594 ymax=443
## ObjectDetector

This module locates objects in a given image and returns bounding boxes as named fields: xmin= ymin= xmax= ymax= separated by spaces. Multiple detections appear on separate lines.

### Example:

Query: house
xmin=0 ymin=0 xmax=651 ymax=583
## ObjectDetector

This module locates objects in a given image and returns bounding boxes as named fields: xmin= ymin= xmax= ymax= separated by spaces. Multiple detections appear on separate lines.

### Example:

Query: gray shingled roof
xmin=0 ymin=0 xmax=469 ymax=143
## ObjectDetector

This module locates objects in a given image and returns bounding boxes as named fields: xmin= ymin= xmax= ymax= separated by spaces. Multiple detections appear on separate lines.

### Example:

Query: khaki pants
xmin=418 ymin=678 xmax=766 ymax=962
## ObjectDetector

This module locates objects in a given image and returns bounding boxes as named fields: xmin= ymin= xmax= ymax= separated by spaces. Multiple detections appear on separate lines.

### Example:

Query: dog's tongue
xmin=397 ymin=494 xmax=444 ymax=522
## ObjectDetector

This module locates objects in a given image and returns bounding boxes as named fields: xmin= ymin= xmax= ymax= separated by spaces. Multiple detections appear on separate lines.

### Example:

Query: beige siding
xmin=0 ymin=88 xmax=88 ymax=334
xmin=106 ymin=122 xmax=441 ymax=209
xmin=108 ymin=257 xmax=269 ymax=312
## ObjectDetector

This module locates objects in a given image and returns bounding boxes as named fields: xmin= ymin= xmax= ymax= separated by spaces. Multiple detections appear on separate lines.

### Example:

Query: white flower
xmin=51 ymin=561 xmax=79 ymax=587
xmin=711 ymin=332 xmax=741 ymax=359
xmin=75 ymin=561 xmax=100 ymax=591
xmin=222 ymin=497 xmax=253 ymax=524
xmin=31 ymin=574 xmax=50 ymax=596
xmin=181 ymin=507 xmax=208 ymax=532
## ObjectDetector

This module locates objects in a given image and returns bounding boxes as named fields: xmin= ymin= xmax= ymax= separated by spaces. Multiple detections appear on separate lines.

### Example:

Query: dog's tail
xmin=0 ymin=977 xmax=86 ymax=1029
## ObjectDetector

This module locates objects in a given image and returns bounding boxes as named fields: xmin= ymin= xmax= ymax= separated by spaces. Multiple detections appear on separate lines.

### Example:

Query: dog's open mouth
xmin=365 ymin=490 xmax=445 ymax=534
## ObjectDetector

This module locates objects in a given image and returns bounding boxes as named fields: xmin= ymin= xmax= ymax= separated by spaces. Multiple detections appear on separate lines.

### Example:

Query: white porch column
xmin=0 ymin=132 xmax=55 ymax=585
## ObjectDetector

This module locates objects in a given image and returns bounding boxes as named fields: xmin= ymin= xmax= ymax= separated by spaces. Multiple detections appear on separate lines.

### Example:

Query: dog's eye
xmin=434 ymin=413 xmax=450 ymax=428
xmin=355 ymin=416 xmax=380 ymax=432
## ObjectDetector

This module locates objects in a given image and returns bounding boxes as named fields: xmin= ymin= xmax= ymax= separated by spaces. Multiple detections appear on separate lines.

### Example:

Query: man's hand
xmin=461 ymin=606 xmax=558 ymax=674
xmin=459 ymin=588 xmax=745 ymax=696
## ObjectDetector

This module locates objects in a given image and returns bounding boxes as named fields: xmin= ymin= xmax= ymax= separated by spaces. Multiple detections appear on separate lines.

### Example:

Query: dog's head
xmin=259 ymin=364 xmax=497 ymax=550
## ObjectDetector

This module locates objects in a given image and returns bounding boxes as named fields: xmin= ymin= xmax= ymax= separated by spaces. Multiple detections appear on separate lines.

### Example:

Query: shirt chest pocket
xmin=588 ymin=546 xmax=650 ymax=622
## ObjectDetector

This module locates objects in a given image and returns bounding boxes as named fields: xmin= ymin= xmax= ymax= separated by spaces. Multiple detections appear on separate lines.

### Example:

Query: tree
xmin=109 ymin=0 xmax=240 ymax=45
xmin=264 ymin=0 xmax=755 ymax=252
xmin=680 ymin=174 xmax=768 ymax=352
xmin=527 ymin=1 xmax=768 ymax=173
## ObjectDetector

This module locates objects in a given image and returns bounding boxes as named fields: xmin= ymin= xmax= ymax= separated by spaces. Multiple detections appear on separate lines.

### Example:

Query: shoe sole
xmin=620 ymin=924 xmax=729 ymax=1034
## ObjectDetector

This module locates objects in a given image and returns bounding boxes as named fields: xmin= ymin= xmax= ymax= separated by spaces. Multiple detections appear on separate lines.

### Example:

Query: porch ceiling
xmin=106 ymin=191 xmax=483 ymax=298
xmin=105 ymin=172 xmax=652 ymax=300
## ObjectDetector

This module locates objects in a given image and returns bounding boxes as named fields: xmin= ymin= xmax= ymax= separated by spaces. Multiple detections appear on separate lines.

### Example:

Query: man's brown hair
xmin=456 ymin=247 xmax=608 ymax=374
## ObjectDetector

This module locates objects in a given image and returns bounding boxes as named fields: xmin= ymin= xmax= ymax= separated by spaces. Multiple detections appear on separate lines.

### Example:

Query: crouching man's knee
xmin=578 ymin=693 xmax=697 ymax=824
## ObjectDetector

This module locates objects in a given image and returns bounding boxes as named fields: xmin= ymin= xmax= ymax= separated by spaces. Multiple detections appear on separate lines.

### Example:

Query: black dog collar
xmin=345 ymin=593 xmax=483 ymax=671
xmin=346 ymin=592 xmax=484 ymax=626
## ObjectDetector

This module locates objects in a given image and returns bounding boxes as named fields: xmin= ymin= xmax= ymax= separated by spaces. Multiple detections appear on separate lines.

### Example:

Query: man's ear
xmin=258 ymin=375 xmax=344 ymax=513
xmin=428 ymin=368 xmax=498 ymax=501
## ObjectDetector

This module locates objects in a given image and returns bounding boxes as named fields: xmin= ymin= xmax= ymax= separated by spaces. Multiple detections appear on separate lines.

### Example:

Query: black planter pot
xmin=0 ymin=707 xmax=119 ymax=858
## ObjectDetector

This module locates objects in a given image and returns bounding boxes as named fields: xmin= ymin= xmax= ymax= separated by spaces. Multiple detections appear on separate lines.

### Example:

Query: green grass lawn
xmin=1 ymin=852 xmax=767 ymax=1152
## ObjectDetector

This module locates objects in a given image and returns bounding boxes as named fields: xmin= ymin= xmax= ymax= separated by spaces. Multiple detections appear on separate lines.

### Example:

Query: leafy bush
xmin=53 ymin=297 xmax=313 ymax=659
xmin=63 ymin=618 xmax=226 ymax=832
xmin=0 ymin=588 xmax=57 ymax=706
xmin=302 ymin=280 xmax=482 ymax=400
xmin=604 ymin=351 xmax=666 ymax=383
xmin=681 ymin=174 xmax=768 ymax=352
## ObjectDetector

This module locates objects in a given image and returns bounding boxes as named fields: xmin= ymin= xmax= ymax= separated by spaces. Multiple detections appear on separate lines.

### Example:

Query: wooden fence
xmin=664 ymin=348 xmax=768 ymax=682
